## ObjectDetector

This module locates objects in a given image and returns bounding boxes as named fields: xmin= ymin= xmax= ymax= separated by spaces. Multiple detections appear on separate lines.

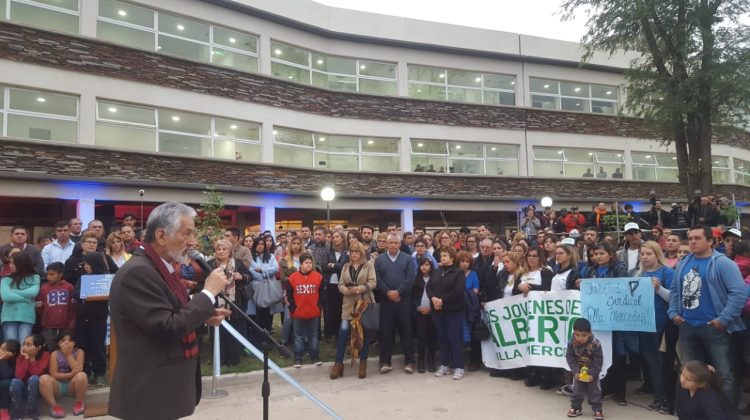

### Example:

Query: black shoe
xmin=509 ymin=371 xmax=526 ymax=381
xmin=427 ymin=354 xmax=436 ymax=373
xmin=614 ymin=395 xmax=627 ymax=406
xmin=635 ymin=383 xmax=653 ymax=395
xmin=646 ymin=400 xmax=661 ymax=411
xmin=524 ymin=375 xmax=540 ymax=387
xmin=489 ymin=369 xmax=505 ymax=378
xmin=417 ymin=358 xmax=426 ymax=374
xmin=658 ymin=402 xmax=672 ymax=415
xmin=540 ymin=376 xmax=556 ymax=390
xmin=467 ymin=362 xmax=481 ymax=372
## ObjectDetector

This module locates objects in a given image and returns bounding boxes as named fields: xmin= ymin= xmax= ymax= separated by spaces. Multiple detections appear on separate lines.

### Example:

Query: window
xmin=408 ymin=65 xmax=515 ymax=106
xmin=631 ymin=152 xmax=678 ymax=182
xmin=273 ymin=127 xmax=399 ymax=171
xmin=96 ymin=0 xmax=258 ymax=72
xmin=411 ymin=139 xmax=519 ymax=175
xmin=6 ymin=0 xmax=79 ymax=34
xmin=530 ymin=78 xmax=618 ymax=115
xmin=2 ymin=86 xmax=78 ymax=143
xmin=95 ymin=99 xmax=260 ymax=161
xmin=734 ymin=158 xmax=750 ymax=186
xmin=270 ymin=41 xmax=397 ymax=96
xmin=712 ymin=156 xmax=730 ymax=184
xmin=532 ymin=147 xmax=624 ymax=178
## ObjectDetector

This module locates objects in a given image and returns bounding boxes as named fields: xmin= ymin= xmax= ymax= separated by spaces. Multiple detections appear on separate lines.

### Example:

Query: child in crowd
xmin=566 ymin=318 xmax=604 ymax=420
xmin=36 ymin=263 xmax=75 ymax=352
xmin=0 ymin=339 xmax=21 ymax=420
xmin=39 ymin=334 xmax=87 ymax=419
xmin=286 ymin=255 xmax=323 ymax=368
xmin=0 ymin=249 xmax=20 ymax=278
xmin=676 ymin=361 xmax=739 ymax=420
xmin=10 ymin=334 xmax=49 ymax=420
xmin=677 ymin=243 xmax=691 ymax=260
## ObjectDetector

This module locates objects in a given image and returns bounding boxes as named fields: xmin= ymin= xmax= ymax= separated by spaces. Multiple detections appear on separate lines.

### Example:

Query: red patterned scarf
xmin=142 ymin=243 xmax=199 ymax=359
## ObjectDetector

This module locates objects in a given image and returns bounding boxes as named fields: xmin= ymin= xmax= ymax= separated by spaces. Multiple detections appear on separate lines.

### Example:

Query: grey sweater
xmin=375 ymin=251 xmax=415 ymax=298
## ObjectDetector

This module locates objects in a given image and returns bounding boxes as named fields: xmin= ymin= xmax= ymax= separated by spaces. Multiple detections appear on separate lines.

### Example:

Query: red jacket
xmin=15 ymin=351 xmax=49 ymax=381
xmin=736 ymin=255 xmax=750 ymax=279
xmin=563 ymin=213 xmax=586 ymax=232
xmin=286 ymin=270 xmax=322 ymax=320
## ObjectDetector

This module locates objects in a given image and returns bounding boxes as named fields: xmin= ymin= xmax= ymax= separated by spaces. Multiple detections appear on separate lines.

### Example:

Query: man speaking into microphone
xmin=109 ymin=202 xmax=231 ymax=420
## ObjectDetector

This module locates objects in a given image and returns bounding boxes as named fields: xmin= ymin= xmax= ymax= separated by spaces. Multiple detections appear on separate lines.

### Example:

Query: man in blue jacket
xmin=668 ymin=224 xmax=746 ymax=406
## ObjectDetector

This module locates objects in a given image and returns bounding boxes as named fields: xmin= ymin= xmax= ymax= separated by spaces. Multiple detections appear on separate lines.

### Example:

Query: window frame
xmin=7 ymin=0 xmax=81 ymax=34
xmin=3 ymin=86 xmax=79 ymax=143
xmin=407 ymin=64 xmax=516 ymax=106
xmin=529 ymin=77 xmax=618 ymax=115
xmin=411 ymin=139 xmax=520 ymax=176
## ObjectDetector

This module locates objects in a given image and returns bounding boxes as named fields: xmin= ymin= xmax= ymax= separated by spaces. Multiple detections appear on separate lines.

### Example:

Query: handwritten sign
xmin=80 ymin=274 xmax=114 ymax=300
xmin=580 ymin=277 xmax=655 ymax=332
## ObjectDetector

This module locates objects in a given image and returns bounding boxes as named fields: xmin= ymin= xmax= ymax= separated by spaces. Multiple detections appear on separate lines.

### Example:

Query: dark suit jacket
xmin=108 ymin=254 xmax=215 ymax=420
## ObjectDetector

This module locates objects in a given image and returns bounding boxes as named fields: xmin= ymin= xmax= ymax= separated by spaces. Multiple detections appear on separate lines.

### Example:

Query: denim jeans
xmin=335 ymin=319 xmax=370 ymax=363
xmin=1 ymin=322 xmax=33 ymax=342
xmin=9 ymin=376 xmax=39 ymax=419
xmin=678 ymin=323 xmax=738 ymax=406
xmin=432 ymin=310 xmax=464 ymax=369
xmin=293 ymin=317 xmax=320 ymax=362
xmin=638 ymin=330 xmax=665 ymax=402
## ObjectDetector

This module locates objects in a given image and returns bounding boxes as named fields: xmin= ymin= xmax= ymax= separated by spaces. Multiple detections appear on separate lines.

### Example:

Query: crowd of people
xmin=0 ymin=197 xmax=747 ymax=419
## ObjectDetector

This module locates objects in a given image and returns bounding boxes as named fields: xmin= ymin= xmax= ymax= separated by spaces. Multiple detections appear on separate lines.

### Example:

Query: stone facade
xmin=1 ymin=138 xmax=748 ymax=201
xmin=0 ymin=22 xmax=747 ymax=148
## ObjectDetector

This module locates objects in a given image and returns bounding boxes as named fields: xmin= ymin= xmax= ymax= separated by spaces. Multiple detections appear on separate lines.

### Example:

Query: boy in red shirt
xmin=36 ymin=262 xmax=75 ymax=352
xmin=285 ymin=255 xmax=323 ymax=368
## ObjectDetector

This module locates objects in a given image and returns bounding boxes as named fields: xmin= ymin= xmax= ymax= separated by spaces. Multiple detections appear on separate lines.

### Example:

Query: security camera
xmin=139 ymin=189 xmax=145 ymax=196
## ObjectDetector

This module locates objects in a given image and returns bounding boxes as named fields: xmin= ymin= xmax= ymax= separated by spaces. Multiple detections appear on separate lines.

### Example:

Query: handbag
xmin=360 ymin=294 xmax=380 ymax=331
xmin=472 ymin=310 xmax=491 ymax=341
xmin=253 ymin=273 xmax=283 ymax=308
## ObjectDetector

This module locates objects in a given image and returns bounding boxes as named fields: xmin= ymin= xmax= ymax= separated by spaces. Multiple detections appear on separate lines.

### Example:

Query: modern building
xmin=0 ymin=0 xmax=747 ymax=238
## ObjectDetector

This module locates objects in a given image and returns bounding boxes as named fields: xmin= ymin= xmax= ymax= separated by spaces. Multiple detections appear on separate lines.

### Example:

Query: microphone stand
xmin=217 ymin=292 xmax=291 ymax=420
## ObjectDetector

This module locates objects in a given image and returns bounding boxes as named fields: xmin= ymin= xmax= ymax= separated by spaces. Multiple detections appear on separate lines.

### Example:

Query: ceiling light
xmin=574 ymin=87 xmax=581 ymax=92
xmin=606 ymin=91 xmax=612 ymax=95
xmin=273 ymin=130 xmax=278 ymax=135
xmin=557 ymin=150 xmax=563 ymax=154
xmin=645 ymin=155 xmax=651 ymax=159
xmin=659 ymin=97 xmax=664 ymax=100
xmin=318 ymin=137 xmax=326 ymax=142
xmin=474 ymin=77 xmax=481 ymax=83
xmin=575 ymin=103 xmax=581 ymax=106
xmin=714 ymin=161 xmax=720 ymax=164
xmin=171 ymin=116 xmax=180 ymax=121
xmin=108 ymin=107 xmax=117 ymax=113
xmin=176 ymin=24 xmax=185 ymax=31
xmin=367 ymin=140 xmax=374 ymax=145
xmin=316 ymin=59 xmax=324 ymax=65
xmin=543 ymin=84 xmax=550 ymax=89
xmin=455 ymin=145 xmax=461 ymax=149
xmin=360 ymin=65 xmax=366 ymax=70
xmin=288 ymin=76 xmax=294 ymax=79
xmin=228 ymin=37 xmax=236 ymax=44
xmin=438 ymin=73 xmax=445 ymax=78
xmin=156 ymin=46 xmax=162 ymax=50
xmin=672 ymin=156 xmax=677 ymax=160
xmin=230 ymin=124 xmax=237 ymax=130
xmin=617 ymin=154 xmax=622 ymax=157
xmin=417 ymin=89 xmax=422 ymax=93
xmin=511 ymin=81 xmax=515 ymax=85
xmin=588 ymin=152 xmax=594 ymax=156
xmin=274 ymin=48 xmax=282 ymax=55
xmin=36 ymin=97 xmax=46 ymax=102
xmin=117 ymin=10 xmax=127 ymax=17
xmin=417 ymin=143 xmax=424 ymax=147
xmin=491 ymin=147 xmax=497 ymax=151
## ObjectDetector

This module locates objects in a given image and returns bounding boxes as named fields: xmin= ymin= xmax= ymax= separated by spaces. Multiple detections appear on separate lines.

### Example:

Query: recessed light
xmin=574 ymin=87 xmax=581 ymax=92
xmin=645 ymin=155 xmax=651 ymax=159
xmin=588 ymin=152 xmax=594 ymax=156
xmin=316 ymin=59 xmax=324 ymax=65
xmin=171 ymin=116 xmax=180 ymax=121
xmin=659 ymin=97 xmax=664 ymax=100
xmin=359 ymin=65 xmax=366 ymax=70
xmin=230 ymin=124 xmax=237 ymax=130
xmin=367 ymin=140 xmax=374 ymax=145
xmin=606 ymin=91 xmax=612 ymax=95
xmin=417 ymin=89 xmax=422 ymax=93
xmin=557 ymin=150 xmax=563 ymax=154
xmin=318 ymin=137 xmax=325 ymax=142
xmin=438 ymin=73 xmax=445 ymax=78
xmin=455 ymin=145 xmax=461 ymax=149
xmin=617 ymin=154 xmax=622 ymax=157
xmin=273 ymin=130 xmax=278 ymax=135
xmin=576 ymin=103 xmax=581 ymax=106
xmin=417 ymin=143 xmax=424 ymax=147
xmin=287 ymin=76 xmax=294 ymax=79
xmin=491 ymin=147 xmax=497 ymax=151
xmin=176 ymin=24 xmax=185 ymax=31
xmin=474 ymin=77 xmax=481 ymax=82
xmin=274 ymin=48 xmax=282 ymax=55
xmin=228 ymin=37 xmax=236 ymax=43
xmin=157 ymin=46 xmax=162 ymax=50
xmin=511 ymin=81 xmax=515 ymax=85
xmin=36 ymin=97 xmax=46 ymax=102
xmin=714 ymin=161 xmax=720 ymax=164
xmin=108 ymin=107 xmax=117 ymax=113
xmin=672 ymin=156 xmax=677 ymax=160
xmin=117 ymin=10 xmax=127 ymax=17
xmin=543 ymin=84 xmax=550 ymax=89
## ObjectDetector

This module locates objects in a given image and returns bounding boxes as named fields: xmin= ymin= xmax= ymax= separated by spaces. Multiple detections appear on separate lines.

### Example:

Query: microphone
xmin=188 ymin=249 xmax=213 ymax=274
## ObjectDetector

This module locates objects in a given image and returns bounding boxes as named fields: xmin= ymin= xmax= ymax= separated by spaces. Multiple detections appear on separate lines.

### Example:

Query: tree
xmin=561 ymin=0 xmax=750 ymax=197
xmin=196 ymin=186 xmax=225 ymax=255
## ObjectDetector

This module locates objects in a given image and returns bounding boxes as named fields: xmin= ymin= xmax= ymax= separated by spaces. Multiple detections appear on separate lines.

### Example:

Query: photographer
xmin=521 ymin=206 xmax=542 ymax=239
xmin=563 ymin=206 xmax=586 ymax=233
xmin=670 ymin=203 xmax=688 ymax=229
xmin=646 ymin=200 xmax=672 ymax=229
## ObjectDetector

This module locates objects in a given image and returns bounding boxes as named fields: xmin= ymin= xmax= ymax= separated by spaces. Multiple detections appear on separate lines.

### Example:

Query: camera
xmin=139 ymin=189 xmax=145 ymax=197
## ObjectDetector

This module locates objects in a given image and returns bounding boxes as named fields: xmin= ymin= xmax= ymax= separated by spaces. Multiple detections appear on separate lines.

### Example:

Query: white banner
xmin=480 ymin=290 xmax=612 ymax=378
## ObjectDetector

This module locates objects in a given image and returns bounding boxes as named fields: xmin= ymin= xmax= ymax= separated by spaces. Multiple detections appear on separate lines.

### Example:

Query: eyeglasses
xmin=84 ymin=240 xmax=98 ymax=245
xmin=526 ymin=254 xmax=539 ymax=258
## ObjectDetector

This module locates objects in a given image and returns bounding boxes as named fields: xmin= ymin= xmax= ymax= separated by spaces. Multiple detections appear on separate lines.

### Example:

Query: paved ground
xmin=83 ymin=358 xmax=670 ymax=420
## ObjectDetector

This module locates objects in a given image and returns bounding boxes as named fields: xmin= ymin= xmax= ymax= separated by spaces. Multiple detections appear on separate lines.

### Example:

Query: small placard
xmin=80 ymin=274 xmax=114 ymax=300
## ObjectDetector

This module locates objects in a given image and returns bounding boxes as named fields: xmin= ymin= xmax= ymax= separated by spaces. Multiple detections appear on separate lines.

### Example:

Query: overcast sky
xmin=313 ymin=0 xmax=588 ymax=42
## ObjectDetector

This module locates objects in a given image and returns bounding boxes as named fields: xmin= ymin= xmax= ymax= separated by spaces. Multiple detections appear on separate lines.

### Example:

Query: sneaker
xmin=566 ymin=408 xmax=582 ymax=418
xmin=312 ymin=359 xmax=322 ymax=366
xmin=593 ymin=410 xmax=604 ymax=420
xmin=73 ymin=401 xmax=85 ymax=416
xmin=49 ymin=406 xmax=65 ymax=419
xmin=647 ymin=400 xmax=662 ymax=411
xmin=95 ymin=374 xmax=106 ymax=387
xmin=557 ymin=384 xmax=574 ymax=396
xmin=435 ymin=365 xmax=450 ymax=377
xmin=293 ymin=360 xmax=302 ymax=368
xmin=452 ymin=368 xmax=465 ymax=380
xmin=379 ymin=364 xmax=392 ymax=374
xmin=658 ymin=402 xmax=672 ymax=415
xmin=404 ymin=363 xmax=415 ymax=374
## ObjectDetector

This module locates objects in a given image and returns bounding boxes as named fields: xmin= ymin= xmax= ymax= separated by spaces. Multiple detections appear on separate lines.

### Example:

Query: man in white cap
xmin=722 ymin=228 xmax=742 ymax=259
xmin=617 ymin=222 xmax=643 ymax=275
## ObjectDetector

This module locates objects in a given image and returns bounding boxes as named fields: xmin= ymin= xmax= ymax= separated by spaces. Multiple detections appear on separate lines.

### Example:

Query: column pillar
xmin=400 ymin=208 xmax=414 ymax=233
xmin=76 ymin=198 xmax=95 ymax=227
xmin=260 ymin=205 xmax=276 ymax=237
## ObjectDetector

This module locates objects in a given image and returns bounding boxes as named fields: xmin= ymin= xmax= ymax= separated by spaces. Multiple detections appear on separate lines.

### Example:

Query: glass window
xmin=362 ymin=137 xmax=399 ymax=154
xmin=158 ymin=109 xmax=210 ymax=135
xmin=213 ymin=26 xmax=257 ymax=53
xmin=274 ymin=145 xmax=313 ymax=167
xmin=592 ymin=100 xmax=617 ymax=115
xmin=408 ymin=65 xmax=445 ymax=83
xmin=158 ymin=132 xmax=210 ymax=157
xmin=530 ymin=79 xmax=559 ymax=94
xmin=486 ymin=160 xmax=519 ymax=176
xmin=631 ymin=152 xmax=658 ymax=165
xmin=484 ymin=91 xmax=515 ymax=106
xmin=272 ymin=62 xmax=310 ymax=84
xmin=448 ymin=142 xmax=482 ymax=158
xmin=0 ymin=0 xmax=5 ymax=19
xmin=595 ymin=151 xmax=624 ymax=163
xmin=7 ymin=115 xmax=77 ymax=142
xmin=211 ymin=48 xmax=257 ymax=72
xmin=9 ymin=1 xmax=79 ymax=34
xmin=408 ymin=64 xmax=515 ymax=106
xmin=411 ymin=139 xmax=447 ymax=155
xmin=312 ymin=72 xmax=357 ymax=92
xmin=446 ymin=87 xmax=483 ymax=104
xmin=359 ymin=61 xmax=396 ymax=79
xmin=214 ymin=118 xmax=259 ymax=141
xmin=530 ymin=78 xmax=618 ymax=115
xmin=734 ymin=158 xmax=750 ymax=185
xmin=214 ymin=140 xmax=260 ymax=162
xmin=271 ymin=41 xmax=309 ymax=66
xmin=447 ymin=70 xmax=482 ymax=88
xmin=315 ymin=152 xmax=358 ymax=171
xmin=408 ymin=83 xmax=445 ymax=100
xmin=591 ymin=85 xmax=618 ymax=100
xmin=531 ymin=95 xmax=559 ymax=110
xmin=449 ymin=159 xmax=483 ymax=174
xmin=565 ymin=148 xmax=595 ymax=163
xmin=534 ymin=161 xmax=564 ymax=177
xmin=274 ymin=128 xmax=314 ymax=148
xmin=484 ymin=74 xmax=515 ymax=90
xmin=98 ymin=0 xmax=154 ymax=28
xmin=312 ymin=54 xmax=356 ymax=75
xmin=158 ymin=36 xmax=210 ymax=62
xmin=561 ymin=98 xmax=590 ymax=113
xmin=158 ymin=13 xmax=209 ymax=43
xmin=486 ymin=144 xmax=518 ymax=160
xmin=97 ymin=21 xmax=156 ymax=50
xmin=97 ymin=101 xmax=155 ymax=125
xmin=412 ymin=156 xmax=448 ymax=173
xmin=655 ymin=153 xmax=678 ymax=167
xmin=362 ymin=155 xmax=399 ymax=172
xmin=95 ymin=124 xmax=155 ymax=152
xmin=633 ymin=167 xmax=657 ymax=181
xmin=315 ymin=135 xmax=358 ymax=153
xmin=560 ymin=82 xmax=588 ymax=98
xmin=533 ymin=147 xmax=565 ymax=161
xmin=359 ymin=79 xmax=397 ymax=96
xmin=10 ymin=88 xmax=77 ymax=117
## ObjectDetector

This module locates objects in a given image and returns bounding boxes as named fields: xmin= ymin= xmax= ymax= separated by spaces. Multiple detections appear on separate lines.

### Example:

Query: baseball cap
xmin=569 ymin=229 xmax=581 ymax=238
xmin=723 ymin=228 xmax=742 ymax=238
xmin=623 ymin=222 xmax=640 ymax=233
xmin=560 ymin=238 xmax=576 ymax=246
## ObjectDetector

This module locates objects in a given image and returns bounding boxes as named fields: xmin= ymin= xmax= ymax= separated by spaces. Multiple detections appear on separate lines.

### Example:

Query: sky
xmin=313 ymin=0 xmax=589 ymax=42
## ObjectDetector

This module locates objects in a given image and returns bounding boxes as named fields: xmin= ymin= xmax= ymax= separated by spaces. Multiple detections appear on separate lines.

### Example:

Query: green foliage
xmin=196 ymin=186 xmax=225 ymax=255
xmin=602 ymin=214 xmax=631 ymax=239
